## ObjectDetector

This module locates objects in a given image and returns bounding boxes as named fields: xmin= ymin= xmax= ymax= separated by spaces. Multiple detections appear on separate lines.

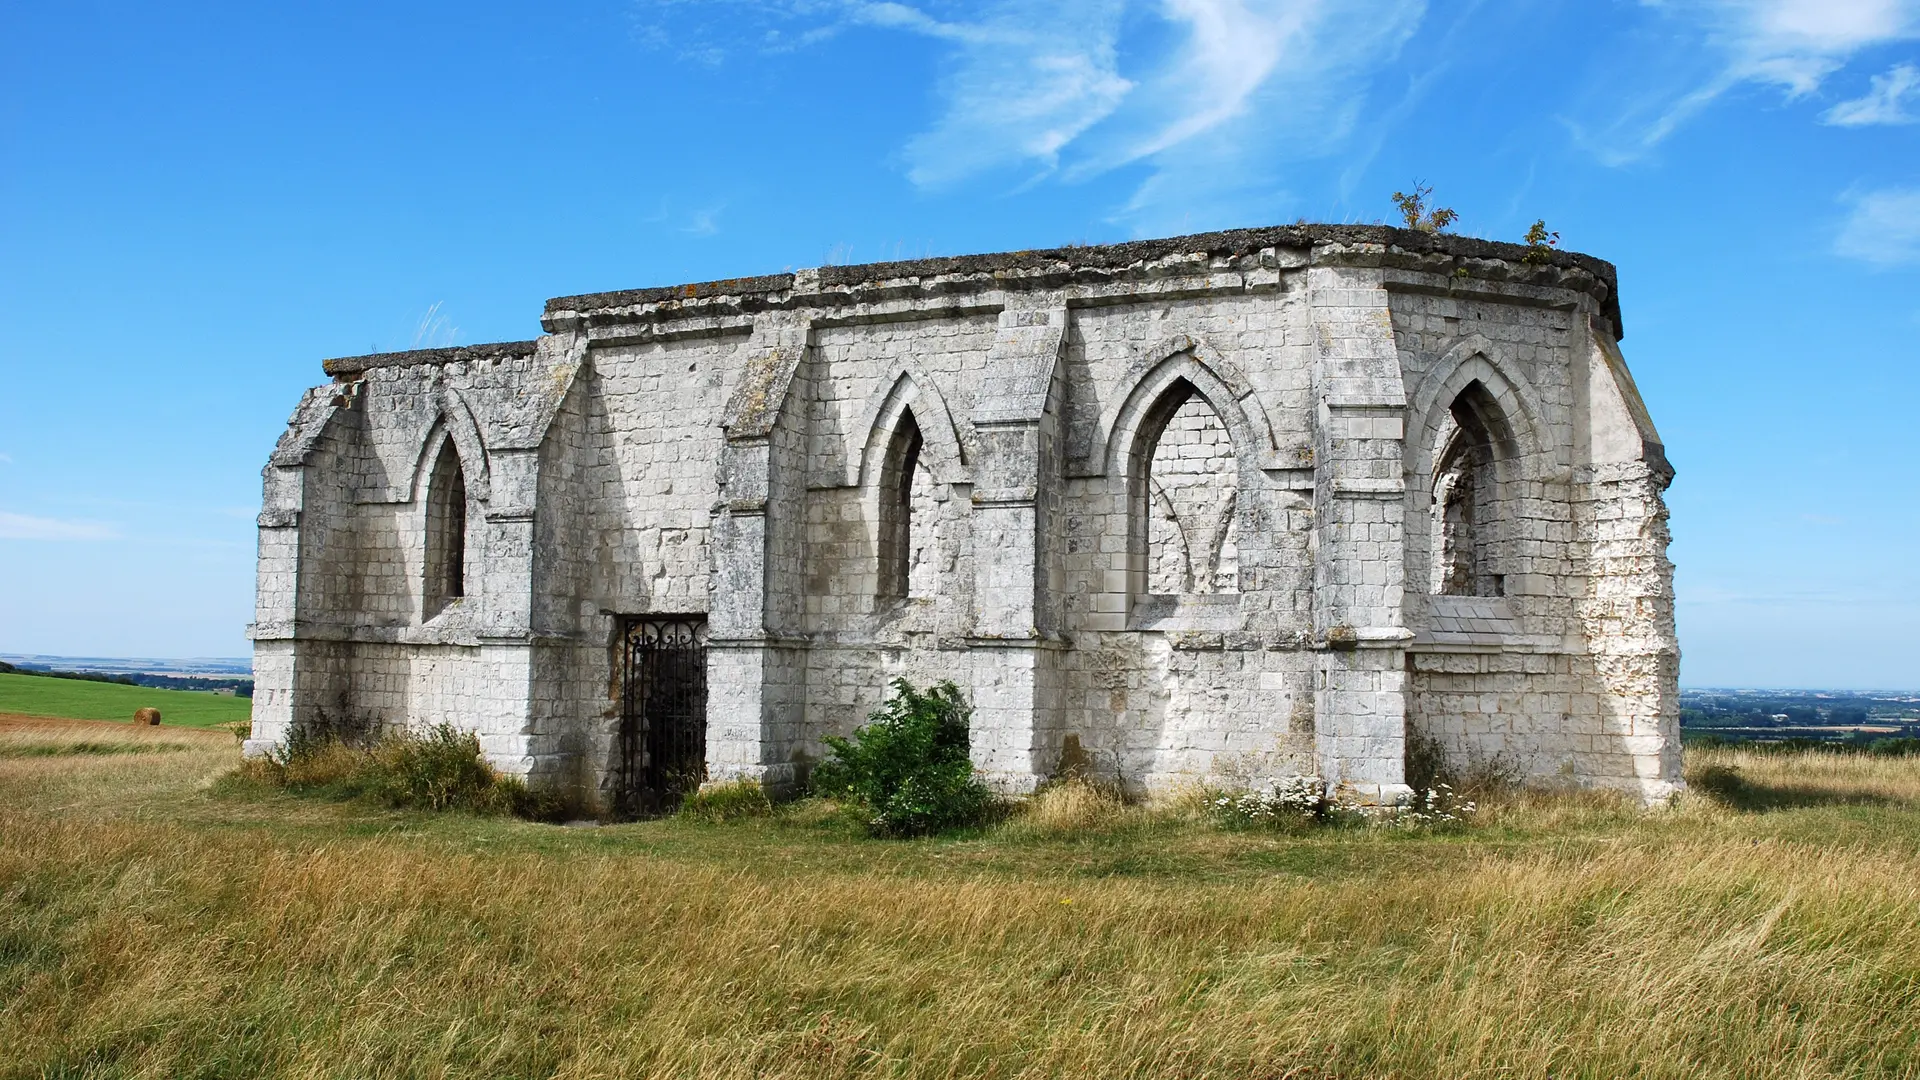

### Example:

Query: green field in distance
xmin=0 ymin=672 xmax=252 ymax=728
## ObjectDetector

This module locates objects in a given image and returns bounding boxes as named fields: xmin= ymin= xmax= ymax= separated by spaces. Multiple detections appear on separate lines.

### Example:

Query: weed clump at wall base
xmin=242 ymin=722 xmax=561 ymax=819
xmin=364 ymin=725 xmax=511 ymax=811
xmin=678 ymin=779 xmax=774 ymax=823
xmin=1013 ymin=775 xmax=1129 ymax=836
xmin=1207 ymin=775 xmax=1330 ymax=831
xmin=810 ymin=679 xmax=995 ymax=837
xmin=1205 ymin=774 xmax=1477 ymax=832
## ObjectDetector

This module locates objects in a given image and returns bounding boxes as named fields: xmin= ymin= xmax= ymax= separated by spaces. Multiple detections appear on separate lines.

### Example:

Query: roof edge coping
xmin=541 ymin=223 xmax=1617 ymax=318
xmin=323 ymin=340 xmax=542 ymax=378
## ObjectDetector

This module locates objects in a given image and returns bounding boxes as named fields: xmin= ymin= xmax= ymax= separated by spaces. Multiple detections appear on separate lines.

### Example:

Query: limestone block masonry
xmin=246 ymin=224 xmax=1682 ymax=809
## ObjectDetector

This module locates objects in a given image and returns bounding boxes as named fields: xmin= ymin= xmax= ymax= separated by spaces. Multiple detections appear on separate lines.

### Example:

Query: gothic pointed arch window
xmin=424 ymin=436 xmax=468 ymax=617
xmin=875 ymin=409 xmax=938 ymax=602
xmin=1132 ymin=379 xmax=1240 ymax=596
xmin=1429 ymin=379 xmax=1513 ymax=597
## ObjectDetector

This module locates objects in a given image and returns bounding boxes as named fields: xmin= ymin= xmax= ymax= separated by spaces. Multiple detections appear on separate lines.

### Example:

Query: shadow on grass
xmin=1687 ymin=764 xmax=1899 ymax=812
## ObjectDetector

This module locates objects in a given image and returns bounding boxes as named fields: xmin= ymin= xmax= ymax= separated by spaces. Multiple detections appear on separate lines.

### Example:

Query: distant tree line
xmin=1683 ymin=705 xmax=1871 ymax=727
xmin=1678 ymin=687 xmax=1919 ymax=747
xmin=0 ymin=660 xmax=252 ymax=698
xmin=1685 ymin=732 xmax=1920 ymax=757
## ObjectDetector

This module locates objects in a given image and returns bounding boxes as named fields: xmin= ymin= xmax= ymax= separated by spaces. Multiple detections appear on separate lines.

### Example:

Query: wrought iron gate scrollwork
xmin=614 ymin=616 xmax=709 ymax=818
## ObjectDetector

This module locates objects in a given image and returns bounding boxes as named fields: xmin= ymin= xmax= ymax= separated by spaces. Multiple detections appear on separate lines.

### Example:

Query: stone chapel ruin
xmin=245 ymin=224 xmax=1681 ymax=810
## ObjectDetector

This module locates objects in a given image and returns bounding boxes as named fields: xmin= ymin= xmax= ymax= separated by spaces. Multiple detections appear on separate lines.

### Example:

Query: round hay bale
xmin=132 ymin=707 xmax=162 ymax=726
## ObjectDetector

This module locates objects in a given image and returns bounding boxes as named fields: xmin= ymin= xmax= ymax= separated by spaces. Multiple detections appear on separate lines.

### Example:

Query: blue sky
xmin=1 ymin=0 xmax=1916 ymax=688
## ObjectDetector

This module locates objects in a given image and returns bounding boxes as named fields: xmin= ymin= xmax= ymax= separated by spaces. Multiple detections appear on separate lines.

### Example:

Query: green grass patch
xmin=0 ymin=671 xmax=252 ymax=728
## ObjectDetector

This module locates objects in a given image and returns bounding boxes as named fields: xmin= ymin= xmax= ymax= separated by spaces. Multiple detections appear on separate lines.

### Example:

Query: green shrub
xmin=679 ymin=779 xmax=774 ymax=823
xmin=811 ymin=679 xmax=995 ymax=837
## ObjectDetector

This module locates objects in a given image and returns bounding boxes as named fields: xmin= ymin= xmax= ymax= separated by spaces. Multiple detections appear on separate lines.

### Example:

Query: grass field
xmin=0 ymin=671 xmax=252 ymax=728
xmin=4 ymin=719 xmax=1919 ymax=1079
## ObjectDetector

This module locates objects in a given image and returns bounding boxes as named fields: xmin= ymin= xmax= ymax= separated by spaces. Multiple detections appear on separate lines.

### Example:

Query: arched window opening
xmin=877 ymin=410 xmax=937 ymax=602
xmin=1429 ymin=382 xmax=1508 ymax=597
xmin=907 ymin=450 xmax=938 ymax=600
xmin=424 ymin=437 xmax=468 ymax=616
xmin=1140 ymin=382 xmax=1239 ymax=595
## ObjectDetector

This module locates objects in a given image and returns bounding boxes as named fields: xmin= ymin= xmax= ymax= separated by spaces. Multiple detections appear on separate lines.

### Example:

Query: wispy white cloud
xmin=0 ymin=452 xmax=12 ymax=465
xmin=1824 ymin=62 xmax=1920 ymax=124
xmin=1835 ymin=185 xmax=1920 ymax=264
xmin=683 ymin=205 xmax=723 ymax=236
xmin=411 ymin=302 xmax=460 ymax=350
xmin=1090 ymin=0 xmax=1424 ymax=234
xmin=1109 ymin=0 xmax=1305 ymax=163
xmin=849 ymin=1 xmax=999 ymax=42
xmin=0 ymin=512 xmax=118 ymax=542
xmin=644 ymin=198 xmax=728 ymax=237
xmin=631 ymin=0 xmax=996 ymax=62
xmin=889 ymin=0 xmax=1423 ymax=226
xmin=1581 ymin=0 xmax=1920 ymax=161
xmin=898 ymin=1 xmax=1133 ymax=189
xmin=1657 ymin=0 xmax=1920 ymax=94
xmin=635 ymin=0 xmax=1422 ymax=224
xmin=630 ymin=0 xmax=827 ymax=61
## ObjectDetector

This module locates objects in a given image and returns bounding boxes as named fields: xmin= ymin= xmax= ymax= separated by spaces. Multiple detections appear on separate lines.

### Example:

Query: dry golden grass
xmin=1686 ymin=743 xmax=1920 ymax=807
xmin=4 ymin=719 xmax=1920 ymax=1079
xmin=1005 ymin=776 xmax=1131 ymax=836
xmin=0 ymin=713 xmax=230 ymax=758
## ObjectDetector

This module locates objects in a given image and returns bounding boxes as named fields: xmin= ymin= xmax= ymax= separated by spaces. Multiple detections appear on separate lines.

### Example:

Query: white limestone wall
xmin=1060 ymin=294 xmax=1317 ymax=630
xmin=311 ymin=643 xmax=535 ymax=770
xmin=1048 ymin=636 xmax=1316 ymax=795
xmin=250 ymin=342 xmax=586 ymax=776
xmin=1041 ymin=289 xmax=1324 ymax=794
xmin=1390 ymin=289 xmax=1580 ymax=641
xmin=788 ymin=316 xmax=996 ymax=773
xmin=245 ymin=640 xmax=297 ymax=754
xmin=574 ymin=338 xmax=734 ymax=616
xmin=1389 ymin=286 xmax=1680 ymax=799
xmin=528 ymin=374 xmax=615 ymax=797
xmin=544 ymin=334 xmax=744 ymax=804
xmin=804 ymin=315 xmax=997 ymax=489
xmin=254 ymin=229 xmax=1678 ymax=805
xmin=1573 ymin=461 xmax=1681 ymax=798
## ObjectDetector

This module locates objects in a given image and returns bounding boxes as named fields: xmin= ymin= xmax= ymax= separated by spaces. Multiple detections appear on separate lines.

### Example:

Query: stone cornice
xmin=315 ymin=224 xmax=1623 ymax=377
xmin=541 ymin=224 xmax=1618 ymax=335
xmin=321 ymin=340 xmax=541 ymax=378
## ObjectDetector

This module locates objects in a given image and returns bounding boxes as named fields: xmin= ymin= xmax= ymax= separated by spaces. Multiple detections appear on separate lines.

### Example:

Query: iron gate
xmin=614 ymin=616 xmax=709 ymax=817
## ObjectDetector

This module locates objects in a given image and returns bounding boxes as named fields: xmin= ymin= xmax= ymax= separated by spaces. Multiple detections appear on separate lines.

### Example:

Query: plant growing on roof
xmin=1522 ymin=219 xmax=1560 ymax=265
xmin=1391 ymin=181 xmax=1459 ymax=233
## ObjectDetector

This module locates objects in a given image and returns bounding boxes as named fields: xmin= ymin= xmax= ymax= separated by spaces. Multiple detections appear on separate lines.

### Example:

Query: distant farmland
xmin=0 ymin=672 xmax=252 ymax=728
